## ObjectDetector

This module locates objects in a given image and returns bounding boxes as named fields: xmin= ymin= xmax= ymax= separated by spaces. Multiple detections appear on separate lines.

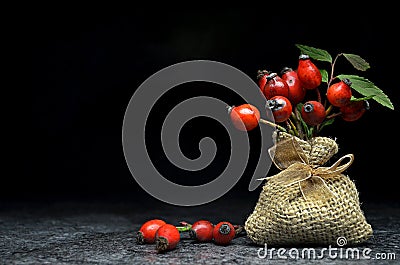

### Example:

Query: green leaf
xmin=320 ymin=69 xmax=329 ymax=83
xmin=350 ymin=95 xmax=375 ymax=101
xmin=301 ymin=119 xmax=310 ymax=139
xmin=337 ymin=74 xmax=394 ymax=110
xmin=295 ymin=103 xmax=311 ymax=139
xmin=308 ymin=126 xmax=314 ymax=139
xmin=342 ymin=53 xmax=370 ymax=71
xmin=295 ymin=44 xmax=332 ymax=63
xmin=296 ymin=102 xmax=303 ymax=112
xmin=319 ymin=118 xmax=335 ymax=132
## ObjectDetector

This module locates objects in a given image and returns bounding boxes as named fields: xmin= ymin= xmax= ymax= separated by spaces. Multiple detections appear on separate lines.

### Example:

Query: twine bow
xmin=259 ymin=137 xmax=354 ymax=201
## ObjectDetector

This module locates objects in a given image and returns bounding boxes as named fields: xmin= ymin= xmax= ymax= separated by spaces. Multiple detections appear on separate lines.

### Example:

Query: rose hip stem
xmin=178 ymin=221 xmax=246 ymax=237
xmin=293 ymin=109 xmax=305 ymax=139
xmin=233 ymin=225 xmax=245 ymax=237
xmin=287 ymin=118 xmax=299 ymax=137
xmin=179 ymin=221 xmax=192 ymax=228
xmin=175 ymin=226 xmax=192 ymax=232
xmin=175 ymin=221 xmax=193 ymax=233
xmin=326 ymin=112 xmax=342 ymax=119
xmin=259 ymin=118 xmax=287 ymax=132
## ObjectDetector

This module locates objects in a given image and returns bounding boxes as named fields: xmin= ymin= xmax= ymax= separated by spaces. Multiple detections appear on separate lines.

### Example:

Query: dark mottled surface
xmin=1 ymin=198 xmax=399 ymax=264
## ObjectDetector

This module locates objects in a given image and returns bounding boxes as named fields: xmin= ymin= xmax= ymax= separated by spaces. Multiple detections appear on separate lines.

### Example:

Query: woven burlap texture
xmin=244 ymin=132 xmax=373 ymax=246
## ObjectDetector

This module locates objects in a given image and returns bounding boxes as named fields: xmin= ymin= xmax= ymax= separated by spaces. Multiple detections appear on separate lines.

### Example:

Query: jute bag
xmin=245 ymin=132 xmax=373 ymax=246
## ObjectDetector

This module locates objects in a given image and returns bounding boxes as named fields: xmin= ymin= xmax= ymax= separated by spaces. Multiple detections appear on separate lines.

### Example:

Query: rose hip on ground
xmin=213 ymin=221 xmax=236 ymax=246
xmin=189 ymin=220 xmax=214 ymax=242
xmin=155 ymin=224 xmax=181 ymax=253
xmin=136 ymin=219 xmax=166 ymax=244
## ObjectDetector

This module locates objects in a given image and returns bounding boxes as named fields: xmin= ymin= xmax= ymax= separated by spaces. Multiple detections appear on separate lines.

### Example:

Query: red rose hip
xmin=297 ymin=54 xmax=322 ymax=90
xmin=326 ymin=78 xmax=353 ymax=107
xmin=280 ymin=67 xmax=306 ymax=105
xmin=301 ymin=101 xmax=326 ymax=126
xmin=213 ymin=221 xmax=236 ymax=246
xmin=267 ymin=96 xmax=292 ymax=123
xmin=340 ymin=100 xmax=369 ymax=122
xmin=189 ymin=220 xmax=214 ymax=242
xmin=257 ymin=70 xmax=270 ymax=91
xmin=155 ymin=224 xmax=180 ymax=253
xmin=228 ymin=104 xmax=261 ymax=131
xmin=262 ymin=72 xmax=290 ymax=99
xmin=136 ymin=219 xmax=166 ymax=244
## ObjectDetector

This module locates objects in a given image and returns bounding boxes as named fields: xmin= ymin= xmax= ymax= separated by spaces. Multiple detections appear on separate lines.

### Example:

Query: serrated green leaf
xmin=295 ymin=44 xmax=332 ymax=63
xmin=343 ymin=53 xmax=370 ymax=71
xmin=320 ymin=69 xmax=329 ymax=83
xmin=337 ymin=74 xmax=394 ymax=110
xmin=350 ymin=95 xmax=375 ymax=101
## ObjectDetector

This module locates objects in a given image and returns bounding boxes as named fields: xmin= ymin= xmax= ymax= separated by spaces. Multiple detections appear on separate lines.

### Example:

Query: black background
xmin=7 ymin=7 xmax=400 ymax=206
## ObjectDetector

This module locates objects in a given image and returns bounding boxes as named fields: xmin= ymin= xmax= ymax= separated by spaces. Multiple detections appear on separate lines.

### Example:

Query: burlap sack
xmin=244 ymin=132 xmax=373 ymax=246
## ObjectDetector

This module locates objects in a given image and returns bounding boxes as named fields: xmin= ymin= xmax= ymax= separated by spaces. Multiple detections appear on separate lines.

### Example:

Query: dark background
xmin=7 ymin=7 xmax=400 ymax=206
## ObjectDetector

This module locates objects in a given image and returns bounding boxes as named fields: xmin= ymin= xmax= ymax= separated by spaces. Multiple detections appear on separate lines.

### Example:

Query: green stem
xmin=259 ymin=118 xmax=287 ymax=133
xmin=285 ymin=121 xmax=295 ymax=136
xmin=312 ymin=126 xmax=318 ymax=138
xmin=176 ymin=226 xmax=191 ymax=232
xmin=323 ymin=53 xmax=342 ymax=110
xmin=325 ymin=105 xmax=333 ymax=116
xmin=234 ymin=225 xmax=245 ymax=237
xmin=327 ymin=53 xmax=342 ymax=88
xmin=179 ymin=221 xmax=191 ymax=227
xmin=316 ymin=87 xmax=322 ymax=103
xmin=288 ymin=118 xmax=299 ymax=137
xmin=326 ymin=112 xmax=342 ymax=119
xmin=292 ymin=110 xmax=305 ymax=140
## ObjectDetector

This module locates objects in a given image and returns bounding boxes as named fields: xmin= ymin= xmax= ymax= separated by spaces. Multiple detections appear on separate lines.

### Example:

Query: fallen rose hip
xmin=136 ymin=219 xmax=166 ymax=244
xmin=327 ymin=78 xmax=352 ymax=107
xmin=155 ymin=224 xmax=180 ymax=253
xmin=213 ymin=221 xmax=236 ymax=246
xmin=228 ymin=104 xmax=261 ymax=131
xmin=190 ymin=220 xmax=214 ymax=242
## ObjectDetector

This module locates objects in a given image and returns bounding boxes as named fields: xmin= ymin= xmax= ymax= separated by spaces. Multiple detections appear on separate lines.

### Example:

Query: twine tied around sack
xmin=258 ymin=136 xmax=354 ymax=201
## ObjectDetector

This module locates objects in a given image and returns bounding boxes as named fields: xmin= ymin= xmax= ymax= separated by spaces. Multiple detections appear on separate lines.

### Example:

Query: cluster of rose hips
xmin=136 ymin=219 xmax=243 ymax=253
xmin=229 ymin=54 xmax=369 ymax=137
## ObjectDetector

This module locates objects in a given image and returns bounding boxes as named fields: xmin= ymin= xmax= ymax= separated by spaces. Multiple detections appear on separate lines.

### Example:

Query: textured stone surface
xmin=0 ymin=200 xmax=399 ymax=264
